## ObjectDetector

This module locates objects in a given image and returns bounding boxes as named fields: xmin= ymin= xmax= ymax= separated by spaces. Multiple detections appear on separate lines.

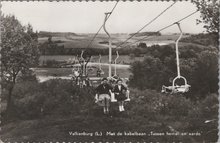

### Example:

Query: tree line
xmin=129 ymin=43 xmax=218 ymax=101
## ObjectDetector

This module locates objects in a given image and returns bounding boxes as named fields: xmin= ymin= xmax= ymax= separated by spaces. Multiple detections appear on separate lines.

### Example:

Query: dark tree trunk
xmin=6 ymin=74 xmax=16 ymax=113
xmin=6 ymin=85 xmax=14 ymax=113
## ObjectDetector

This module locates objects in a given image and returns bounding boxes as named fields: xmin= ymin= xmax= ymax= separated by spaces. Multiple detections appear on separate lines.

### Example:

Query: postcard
xmin=1 ymin=0 xmax=219 ymax=142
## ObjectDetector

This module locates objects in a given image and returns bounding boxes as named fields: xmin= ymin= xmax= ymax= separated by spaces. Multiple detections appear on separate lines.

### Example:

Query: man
xmin=95 ymin=78 xmax=113 ymax=114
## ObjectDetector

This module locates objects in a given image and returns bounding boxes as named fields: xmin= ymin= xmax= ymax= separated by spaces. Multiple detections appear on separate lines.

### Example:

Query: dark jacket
xmin=113 ymin=84 xmax=127 ymax=101
xmin=96 ymin=83 xmax=113 ymax=95
xmin=113 ymin=84 xmax=127 ymax=94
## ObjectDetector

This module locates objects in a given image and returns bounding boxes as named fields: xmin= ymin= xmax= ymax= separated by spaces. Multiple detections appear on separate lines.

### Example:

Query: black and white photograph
xmin=0 ymin=0 xmax=219 ymax=142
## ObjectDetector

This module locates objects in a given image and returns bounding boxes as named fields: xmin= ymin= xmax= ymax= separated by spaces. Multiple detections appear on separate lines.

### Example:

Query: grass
xmin=1 ymin=81 xmax=218 ymax=142
xmin=34 ymin=65 xmax=132 ymax=78
xmin=1 ymin=101 xmax=210 ymax=142
xmin=39 ymin=55 xmax=144 ymax=63
xmin=0 ymin=110 xmax=198 ymax=142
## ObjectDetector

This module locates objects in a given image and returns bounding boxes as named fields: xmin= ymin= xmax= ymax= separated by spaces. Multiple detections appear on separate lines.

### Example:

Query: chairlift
xmin=114 ymin=51 xmax=119 ymax=76
xmin=161 ymin=22 xmax=191 ymax=94
xmin=72 ymin=50 xmax=92 ymax=88
xmin=110 ymin=78 xmax=131 ymax=102
xmin=97 ymin=54 xmax=105 ymax=77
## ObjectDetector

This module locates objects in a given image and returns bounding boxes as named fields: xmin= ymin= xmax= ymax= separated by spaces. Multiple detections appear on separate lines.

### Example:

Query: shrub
xmin=10 ymin=79 xmax=96 ymax=119
xmin=128 ymin=89 xmax=194 ymax=121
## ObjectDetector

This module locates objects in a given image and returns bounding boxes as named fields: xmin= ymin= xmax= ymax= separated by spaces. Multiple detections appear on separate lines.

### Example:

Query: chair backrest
xmin=172 ymin=76 xmax=190 ymax=93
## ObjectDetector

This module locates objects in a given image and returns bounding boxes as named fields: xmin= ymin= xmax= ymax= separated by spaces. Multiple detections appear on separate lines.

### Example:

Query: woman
xmin=95 ymin=78 xmax=113 ymax=114
xmin=113 ymin=79 xmax=127 ymax=112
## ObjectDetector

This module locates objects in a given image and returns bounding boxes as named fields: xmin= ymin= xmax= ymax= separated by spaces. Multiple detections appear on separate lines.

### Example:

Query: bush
xmin=43 ymin=60 xmax=61 ymax=68
xmin=130 ymin=43 xmax=218 ymax=101
xmin=128 ymin=89 xmax=194 ymax=121
xmin=9 ymin=79 xmax=96 ymax=119
xmin=2 ymin=79 xmax=218 ymax=142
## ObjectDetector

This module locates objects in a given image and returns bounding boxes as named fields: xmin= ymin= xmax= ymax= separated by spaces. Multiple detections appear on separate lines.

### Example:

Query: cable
xmin=157 ymin=10 xmax=199 ymax=32
xmin=122 ymin=10 xmax=199 ymax=48
xmin=86 ymin=1 xmax=119 ymax=49
xmin=115 ymin=1 xmax=177 ymax=49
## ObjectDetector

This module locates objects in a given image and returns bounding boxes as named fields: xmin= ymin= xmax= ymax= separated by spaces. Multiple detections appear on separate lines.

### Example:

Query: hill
xmin=38 ymin=31 xmax=78 ymax=38
xmin=1 ymin=81 xmax=218 ymax=142
xmin=129 ymin=31 xmax=161 ymax=37
xmin=180 ymin=33 xmax=218 ymax=47
xmin=38 ymin=32 xmax=186 ymax=51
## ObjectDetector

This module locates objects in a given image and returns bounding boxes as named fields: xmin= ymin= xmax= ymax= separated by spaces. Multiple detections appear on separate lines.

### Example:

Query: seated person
xmin=95 ymin=78 xmax=113 ymax=114
xmin=96 ymin=69 xmax=101 ymax=77
xmin=113 ymin=79 xmax=127 ymax=112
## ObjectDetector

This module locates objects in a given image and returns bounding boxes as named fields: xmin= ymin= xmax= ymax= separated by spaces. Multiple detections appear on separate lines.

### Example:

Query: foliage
xmin=192 ymin=0 xmax=219 ymax=33
xmin=130 ymin=56 xmax=167 ymax=90
xmin=38 ymin=31 xmax=78 ymax=38
xmin=1 ymin=14 xmax=40 ymax=111
xmin=181 ymin=33 xmax=218 ymax=47
xmin=42 ymin=59 xmax=63 ymax=68
xmin=2 ymin=79 xmax=218 ymax=142
xmin=137 ymin=42 xmax=147 ymax=48
xmin=130 ymin=31 xmax=161 ymax=37
xmin=130 ymin=43 xmax=218 ymax=100
xmin=189 ymin=50 xmax=218 ymax=99
xmin=6 ymin=79 xmax=95 ymax=119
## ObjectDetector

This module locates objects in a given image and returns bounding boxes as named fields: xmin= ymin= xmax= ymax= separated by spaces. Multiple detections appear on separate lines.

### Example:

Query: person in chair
xmin=95 ymin=78 xmax=113 ymax=114
xmin=113 ymin=79 xmax=127 ymax=112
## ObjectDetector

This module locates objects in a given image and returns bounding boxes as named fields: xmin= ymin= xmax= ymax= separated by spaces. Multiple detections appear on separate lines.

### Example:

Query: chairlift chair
xmin=98 ymin=54 xmax=105 ymax=75
xmin=73 ymin=50 xmax=92 ymax=88
xmin=162 ymin=22 xmax=191 ymax=94
xmin=114 ymin=51 xmax=119 ymax=76
xmin=110 ymin=78 xmax=131 ymax=102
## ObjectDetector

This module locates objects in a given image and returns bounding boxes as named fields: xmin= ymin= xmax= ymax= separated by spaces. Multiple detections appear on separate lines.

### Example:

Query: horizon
xmin=37 ymin=30 xmax=205 ymax=35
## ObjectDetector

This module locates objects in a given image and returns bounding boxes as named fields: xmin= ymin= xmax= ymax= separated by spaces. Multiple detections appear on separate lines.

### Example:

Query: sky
xmin=1 ymin=1 xmax=206 ymax=34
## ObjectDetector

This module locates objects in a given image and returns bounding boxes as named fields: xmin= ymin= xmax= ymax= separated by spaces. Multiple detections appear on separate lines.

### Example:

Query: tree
xmin=1 ymin=15 xmax=40 ymax=112
xmin=137 ymin=42 xmax=147 ymax=48
xmin=192 ymin=0 xmax=219 ymax=33
xmin=130 ymin=56 xmax=167 ymax=90
xmin=191 ymin=50 xmax=218 ymax=98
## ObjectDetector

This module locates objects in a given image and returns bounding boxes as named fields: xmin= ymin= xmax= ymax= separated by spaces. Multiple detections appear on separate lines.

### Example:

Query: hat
xmin=102 ymin=77 xmax=108 ymax=81
xmin=117 ymin=79 xmax=122 ymax=83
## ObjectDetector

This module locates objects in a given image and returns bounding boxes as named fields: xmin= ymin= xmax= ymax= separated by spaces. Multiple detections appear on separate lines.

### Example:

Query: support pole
xmin=80 ymin=50 xmax=85 ymax=76
xmin=114 ymin=51 xmax=119 ymax=76
xmin=175 ymin=22 xmax=183 ymax=78
xmin=103 ymin=12 xmax=112 ymax=78
xmin=99 ymin=54 xmax=102 ymax=70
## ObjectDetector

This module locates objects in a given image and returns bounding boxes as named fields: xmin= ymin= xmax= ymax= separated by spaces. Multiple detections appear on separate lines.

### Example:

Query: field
xmin=39 ymin=55 xmax=144 ymax=64
xmin=36 ymin=54 xmax=144 ymax=82
xmin=34 ymin=64 xmax=131 ymax=83
xmin=38 ymin=32 xmax=188 ymax=49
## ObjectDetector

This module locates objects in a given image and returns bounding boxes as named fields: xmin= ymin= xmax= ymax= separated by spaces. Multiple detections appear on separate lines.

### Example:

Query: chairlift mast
xmin=171 ymin=22 xmax=189 ymax=91
xmin=114 ymin=51 xmax=119 ymax=76
xmin=175 ymin=22 xmax=182 ymax=78
xmin=103 ymin=12 xmax=112 ymax=78
xmin=80 ymin=50 xmax=86 ymax=76
xmin=99 ymin=54 xmax=102 ymax=71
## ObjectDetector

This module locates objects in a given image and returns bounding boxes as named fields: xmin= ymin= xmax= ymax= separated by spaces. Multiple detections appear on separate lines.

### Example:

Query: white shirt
xmin=118 ymin=85 xmax=121 ymax=91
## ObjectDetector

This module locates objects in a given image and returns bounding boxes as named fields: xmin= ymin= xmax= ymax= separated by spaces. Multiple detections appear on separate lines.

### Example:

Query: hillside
xmin=38 ymin=32 xmax=189 ymax=50
xmin=38 ymin=31 xmax=78 ymax=38
xmin=129 ymin=31 xmax=161 ymax=37
xmin=1 ymin=84 xmax=218 ymax=142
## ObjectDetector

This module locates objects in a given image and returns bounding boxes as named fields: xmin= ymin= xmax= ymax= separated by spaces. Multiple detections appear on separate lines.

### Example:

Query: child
xmin=113 ymin=79 xmax=127 ymax=112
